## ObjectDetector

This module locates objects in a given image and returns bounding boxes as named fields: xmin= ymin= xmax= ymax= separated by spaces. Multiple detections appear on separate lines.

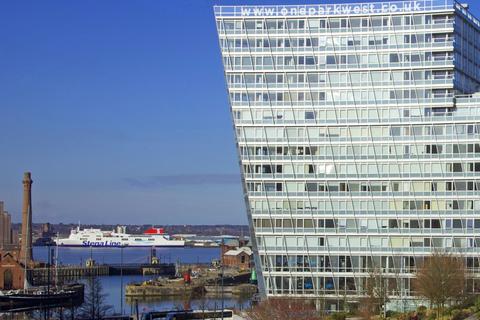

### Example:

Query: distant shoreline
xmin=15 ymin=223 xmax=251 ymax=239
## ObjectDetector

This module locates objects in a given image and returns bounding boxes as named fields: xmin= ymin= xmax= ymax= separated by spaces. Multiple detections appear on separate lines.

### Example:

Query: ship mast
xmin=55 ymin=233 xmax=59 ymax=288
xmin=23 ymin=210 xmax=29 ymax=292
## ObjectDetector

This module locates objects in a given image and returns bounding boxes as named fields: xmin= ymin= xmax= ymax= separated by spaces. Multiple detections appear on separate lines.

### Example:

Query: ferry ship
xmin=54 ymin=226 xmax=185 ymax=247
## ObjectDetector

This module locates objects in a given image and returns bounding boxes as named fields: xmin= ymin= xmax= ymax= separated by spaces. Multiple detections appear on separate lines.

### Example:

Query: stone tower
xmin=20 ymin=172 xmax=33 ymax=264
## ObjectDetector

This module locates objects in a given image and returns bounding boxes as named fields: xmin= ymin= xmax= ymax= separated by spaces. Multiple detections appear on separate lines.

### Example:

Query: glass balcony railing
xmin=259 ymin=266 xmax=480 ymax=275
xmin=241 ymin=154 xmax=480 ymax=161
xmin=238 ymin=135 xmax=478 ymax=144
xmin=228 ymin=78 xmax=453 ymax=89
xmin=225 ymin=60 xmax=454 ymax=71
xmin=231 ymin=96 xmax=455 ymax=107
xmin=245 ymin=189 xmax=480 ymax=198
xmin=217 ymin=23 xmax=455 ymax=35
xmin=254 ymin=227 xmax=480 ymax=235
xmin=250 ymin=209 xmax=480 ymax=215
xmin=260 ymin=246 xmax=480 ymax=253
xmin=222 ymin=41 xmax=454 ymax=53
xmin=247 ymin=186 xmax=480 ymax=196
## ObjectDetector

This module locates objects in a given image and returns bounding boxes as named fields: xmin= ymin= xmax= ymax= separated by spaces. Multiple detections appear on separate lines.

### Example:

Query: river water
xmin=32 ymin=247 xmax=252 ymax=315
xmin=33 ymin=246 xmax=221 ymax=265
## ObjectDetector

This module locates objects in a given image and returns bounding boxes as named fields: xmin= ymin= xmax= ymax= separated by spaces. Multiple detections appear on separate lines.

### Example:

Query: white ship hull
xmin=54 ymin=228 xmax=185 ymax=248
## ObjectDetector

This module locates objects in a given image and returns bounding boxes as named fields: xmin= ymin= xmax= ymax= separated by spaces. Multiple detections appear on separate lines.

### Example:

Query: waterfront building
xmin=0 ymin=174 xmax=35 ymax=290
xmin=0 ymin=251 xmax=26 ymax=290
xmin=0 ymin=201 xmax=16 ymax=249
xmin=215 ymin=0 xmax=480 ymax=308
xmin=223 ymin=247 xmax=253 ymax=270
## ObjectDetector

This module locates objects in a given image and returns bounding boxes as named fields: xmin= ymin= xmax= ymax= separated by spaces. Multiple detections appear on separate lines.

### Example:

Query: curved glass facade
xmin=215 ymin=0 xmax=480 ymax=307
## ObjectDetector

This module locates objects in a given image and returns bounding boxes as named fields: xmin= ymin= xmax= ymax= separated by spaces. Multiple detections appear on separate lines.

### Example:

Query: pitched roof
xmin=223 ymin=239 xmax=239 ymax=247
xmin=224 ymin=247 xmax=252 ymax=256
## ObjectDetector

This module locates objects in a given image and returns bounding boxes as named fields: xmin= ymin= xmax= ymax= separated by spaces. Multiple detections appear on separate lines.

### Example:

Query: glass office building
xmin=215 ymin=0 xmax=480 ymax=307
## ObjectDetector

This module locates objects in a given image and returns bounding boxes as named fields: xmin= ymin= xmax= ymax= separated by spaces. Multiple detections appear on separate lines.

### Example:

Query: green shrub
xmin=426 ymin=312 xmax=436 ymax=320
xmin=416 ymin=306 xmax=427 ymax=319
xmin=396 ymin=313 xmax=409 ymax=320
xmin=328 ymin=312 xmax=347 ymax=320
xmin=458 ymin=295 xmax=477 ymax=310
xmin=345 ymin=302 xmax=358 ymax=315
xmin=386 ymin=310 xmax=400 ymax=318
xmin=451 ymin=309 xmax=471 ymax=320
xmin=417 ymin=305 xmax=427 ymax=313
xmin=474 ymin=296 xmax=480 ymax=312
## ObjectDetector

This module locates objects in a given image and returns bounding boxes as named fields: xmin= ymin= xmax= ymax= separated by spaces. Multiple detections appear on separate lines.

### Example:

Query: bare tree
xmin=245 ymin=297 xmax=323 ymax=320
xmin=358 ymin=268 xmax=389 ymax=319
xmin=78 ymin=276 xmax=113 ymax=320
xmin=413 ymin=252 xmax=466 ymax=318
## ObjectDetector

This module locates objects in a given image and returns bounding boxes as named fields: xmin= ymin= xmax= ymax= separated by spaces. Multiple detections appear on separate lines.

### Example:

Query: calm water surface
xmin=34 ymin=246 xmax=220 ymax=265
xmin=31 ymin=247 xmax=251 ymax=315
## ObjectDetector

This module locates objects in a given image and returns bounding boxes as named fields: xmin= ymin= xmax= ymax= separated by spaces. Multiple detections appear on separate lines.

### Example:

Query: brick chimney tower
xmin=20 ymin=172 xmax=33 ymax=264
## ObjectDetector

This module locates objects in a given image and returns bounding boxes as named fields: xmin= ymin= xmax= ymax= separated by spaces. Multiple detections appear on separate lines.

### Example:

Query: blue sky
xmin=0 ymin=0 xmax=247 ymax=224
xmin=1 ymin=0 xmax=479 ymax=224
